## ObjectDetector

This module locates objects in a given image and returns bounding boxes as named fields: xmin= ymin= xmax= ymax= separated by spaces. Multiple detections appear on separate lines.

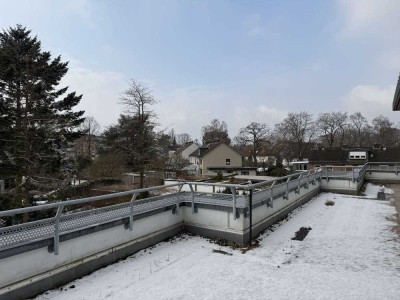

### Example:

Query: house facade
xmin=189 ymin=142 xmax=256 ymax=175
xmin=290 ymin=160 xmax=309 ymax=171
xmin=175 ymin=142 xmax=199 ymax=160
xmin=242 ymin=147 xmax=276 ymax=165
xmin=167 ymin=142 xmax=200 ymax=175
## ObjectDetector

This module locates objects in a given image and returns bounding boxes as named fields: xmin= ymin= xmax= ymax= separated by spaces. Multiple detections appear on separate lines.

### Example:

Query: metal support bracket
xmin=231 ymin=187 xmax=237 ymax=220
xmin=188 ymin=183 xmax=197 ymax=214
xmin=53 ymin=204 xmax=65 ymax=255
xmin=235 ymin=211 xmax=240 ymax=219
xmin=129 ymin=193 xmax=138 ymax=231
xmin=267 ymin=197 xmax=273 ymax=208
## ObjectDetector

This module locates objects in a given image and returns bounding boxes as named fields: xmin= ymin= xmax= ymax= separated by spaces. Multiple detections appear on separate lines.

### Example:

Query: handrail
xmin=0 ymin=182 xmax=184 ymax=218
xmin=0 ymin=169 xmax=323 ymax=218
xmin=0 ymin=169 xmax=321 ymax=255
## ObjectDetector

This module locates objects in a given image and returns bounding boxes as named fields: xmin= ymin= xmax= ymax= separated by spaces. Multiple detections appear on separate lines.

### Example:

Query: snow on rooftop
xmin=363 ymin=182 xmax=394 ymax=198
xmin=36 ymin=187 xmax=400 ymax=300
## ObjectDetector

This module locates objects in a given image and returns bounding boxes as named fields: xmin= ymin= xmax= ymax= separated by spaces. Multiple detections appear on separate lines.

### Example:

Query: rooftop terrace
xmin=35 ymin=184 xmax=400 ymax=300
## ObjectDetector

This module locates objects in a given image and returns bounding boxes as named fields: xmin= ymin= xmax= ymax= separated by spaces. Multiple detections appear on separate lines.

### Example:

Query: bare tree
xmin=176 ymin=133 xmax=192 ymax=146
xmin=79 ymin=116 xmax=101 ymax=157
xmin=168 ymin=128 xmax=177 ymax=150
xmin=372 ymin=115 xmax=400 ymax=147
xmin=235 ymin=122 xmax=270 ymax=166
xmin=120 ymin=80 xmax=158 ymax=188
xmin=317 ymin=112 xmax=348 ymax=147
xmin=275 ymin=112 xmax=316 ymax=161
xmin=201 ymin=119 xmax=231 ymax=144
xmin=348 ymin=112 xmax=368 ymax=147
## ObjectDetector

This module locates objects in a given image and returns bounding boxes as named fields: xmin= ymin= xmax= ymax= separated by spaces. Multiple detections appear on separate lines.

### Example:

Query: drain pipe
xmin=249 ymin=188 xmax=253 ymax=245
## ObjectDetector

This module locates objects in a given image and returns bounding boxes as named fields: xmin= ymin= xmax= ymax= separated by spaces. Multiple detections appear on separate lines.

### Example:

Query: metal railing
xmin=321 ymin=164 xmax=367 ymax=182
xmin=367 ymin=162 xmax=400 ymax=175
xmin=0 ymin=169 xmax=322 ymax=255
xmin=321 ymin=162 xmax=400 ymax=182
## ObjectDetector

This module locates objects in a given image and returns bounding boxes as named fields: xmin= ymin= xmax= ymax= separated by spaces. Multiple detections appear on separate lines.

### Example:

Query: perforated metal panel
xmin=0 ymin=218 xmax=55 ymax=248
xmin=253 ymin=189 xmax=272 ymax=204
xmin=273 ymin=183 xmax=287 ymax=196
xmin=60 ymin=203 xmax=130 ymax=233
xmin=300 ymin=176 xmax=309 ymax=186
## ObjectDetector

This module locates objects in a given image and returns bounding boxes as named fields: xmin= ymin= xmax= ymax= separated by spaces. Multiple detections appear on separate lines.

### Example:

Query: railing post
xmin=189 ymin=183 xmax=195 ymax=214
xmin=297 ymin=174 xmax=302 ymax=193
xmin=268 ymin=181 xmax=275 ymax=208
xmin=396 ymin=164 xmax=398 ymax=175
xmin=284 ymin=176 xmax=290 ymax=200
xmin=231 ymin=187 xmax=237 ymax=220
xmin=54 ymin=204 xmax=64 ymax=255
xmin=176 ymin=184 xmax=183 ymax=212
xmin=129 ymin=193 xmax=138 ymax=231
xmin=352 ymin=168 xmax=355 ymax=183
xmin=249 ymin=188 xmax=253 ymax=244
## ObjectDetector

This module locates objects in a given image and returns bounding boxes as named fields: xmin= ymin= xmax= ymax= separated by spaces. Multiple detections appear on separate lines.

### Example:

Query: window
xmin=226 ymin=159 xmax=230 ymax=165
xmin=349 ymin=151 xmax=367 ymax=160
xmin=241 ymin=171 xmax=249 ymax=175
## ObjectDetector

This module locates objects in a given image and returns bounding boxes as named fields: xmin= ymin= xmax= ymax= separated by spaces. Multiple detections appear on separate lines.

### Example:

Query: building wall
xmin=189 ymin=156 xmax=200 ymax=165
xmin=202 ymin=144 xmax=242 ymax=174
xmin=181 ymin=144 xmax=199 ymax=160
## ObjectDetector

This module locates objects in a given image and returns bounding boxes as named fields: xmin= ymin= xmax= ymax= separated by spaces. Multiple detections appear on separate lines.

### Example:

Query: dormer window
xmin=349 ymin=151 xmax=367 ymax=160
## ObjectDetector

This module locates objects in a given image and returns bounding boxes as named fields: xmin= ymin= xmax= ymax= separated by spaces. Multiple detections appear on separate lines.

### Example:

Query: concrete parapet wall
xmin=320 ymin=177 xmax=360 ymax=195
xmin=0 ymin=179 xmax=321 ymax=299
xmin=0 ymin=224 xmax=182 ymax=300
xmin=250 ymin=182 xmax=320 ymax=238
xmin=365 ymin=172 xmax=400 ymax=183
xmin=0 ymin=210 xmax=183 ymax=299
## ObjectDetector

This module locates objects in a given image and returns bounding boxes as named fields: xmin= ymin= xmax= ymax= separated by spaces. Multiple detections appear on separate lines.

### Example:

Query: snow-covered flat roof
xmin=36 ymin=184 xmax=400 ymax=300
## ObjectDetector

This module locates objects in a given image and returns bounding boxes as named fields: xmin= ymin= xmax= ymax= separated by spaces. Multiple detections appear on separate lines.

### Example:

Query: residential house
xmin=309 ymin=145 xmax=400 ymax=169
xmin=290 ymin=160 xmax=309 ymax=171
xmin=168 ymin=142 xmax=199 ymax=175
xmin=189 ymin=142 xmax=256 ymax=175
xmin=242 ymin=147 xmax=276 ymax=165
xmin=175 ymin=142 xmax=199 ymax=160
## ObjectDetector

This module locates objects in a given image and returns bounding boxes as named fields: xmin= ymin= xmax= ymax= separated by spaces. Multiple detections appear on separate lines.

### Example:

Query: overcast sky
xmin=1 ymin=0 xmax=399 ymax=140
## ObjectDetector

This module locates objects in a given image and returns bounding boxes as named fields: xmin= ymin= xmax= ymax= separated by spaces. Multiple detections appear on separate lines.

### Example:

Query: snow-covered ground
xmin=36 ymin=188 xmax=400 ymax=300
xmin=363 ymin=182 xmax=394 ymax=198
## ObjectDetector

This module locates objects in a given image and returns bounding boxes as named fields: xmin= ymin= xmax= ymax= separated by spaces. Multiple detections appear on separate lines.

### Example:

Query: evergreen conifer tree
xmin=0 ymin=25 xmax=84 ymax=204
